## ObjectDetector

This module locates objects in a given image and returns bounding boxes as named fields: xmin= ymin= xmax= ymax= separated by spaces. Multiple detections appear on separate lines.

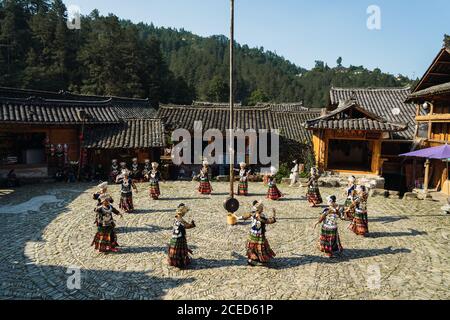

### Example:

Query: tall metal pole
xmin=229 ymin=0 xmax=235 ymax=197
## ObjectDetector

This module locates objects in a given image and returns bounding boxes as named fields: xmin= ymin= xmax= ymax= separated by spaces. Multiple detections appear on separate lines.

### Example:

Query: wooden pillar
xmin=424 ymin=159 xmax=430 ymax=194
xmin=371 ymin=139 xmax=382 ymax=175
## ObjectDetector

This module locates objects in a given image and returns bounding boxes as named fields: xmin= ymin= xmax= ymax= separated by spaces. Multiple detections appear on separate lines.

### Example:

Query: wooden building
xmin=0 ymin=87 xmax=164 ymax=180
xmin=305 ymin=87 xmax=417 ymax=191
xmin=405 ymin=37 xmax=450 ymax=195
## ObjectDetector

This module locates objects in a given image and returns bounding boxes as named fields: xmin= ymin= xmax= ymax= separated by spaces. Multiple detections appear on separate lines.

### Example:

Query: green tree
xmin=206 ymin=76 xmax=229 ymax=102
xmin=246 ymin=89 xmax=269 ymax=106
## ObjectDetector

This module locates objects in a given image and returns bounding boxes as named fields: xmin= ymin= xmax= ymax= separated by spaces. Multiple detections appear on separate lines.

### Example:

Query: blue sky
xmin=63 ymin=0 xmax=450 ymax=79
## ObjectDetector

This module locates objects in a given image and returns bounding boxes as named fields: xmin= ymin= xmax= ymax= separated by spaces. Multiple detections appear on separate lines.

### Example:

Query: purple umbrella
xmin=400 ymin=144 xmax=450 ymax=195
xmin=399 ymin=144 xmax=450 ymax=159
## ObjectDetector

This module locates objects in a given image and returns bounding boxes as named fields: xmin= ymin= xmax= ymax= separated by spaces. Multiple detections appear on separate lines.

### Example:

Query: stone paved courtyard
xmin=0 ymin=181 xmax=449 ymax=300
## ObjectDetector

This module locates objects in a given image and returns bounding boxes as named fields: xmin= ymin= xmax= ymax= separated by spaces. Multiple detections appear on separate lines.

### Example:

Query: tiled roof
xmin=192 ymin=101 xmax=242 ymax=108
xmin=0 ymin=86 xmax=152 ymax=108
xmin=306 ymin=118 xmax=407 ymax=132
xmin=406 ymin=82 xmax=450 ymax=102
xmin=272 ymin=110 xmax=321 ymax=144
xmin=157 ymin=104 xmax=273 ymax=131
xmin=258 ymin=102 xmax=309 ymax=113
xmin=0 ymin=87 xmax=157 ymax=124
xmin=157 ymin=104 xmax=320 ymax=145
xmin=83 ymin=119 xmax=165 ymax=149
xmin=412 ymin=47 xmax=450 ymax=93
xmin=306 ymin=100 xmax=408 ymax=134
xmin=329 ymin=87 xmax=415 ymax=139
xmin=0 ymin=98 xmax=120 ymax=124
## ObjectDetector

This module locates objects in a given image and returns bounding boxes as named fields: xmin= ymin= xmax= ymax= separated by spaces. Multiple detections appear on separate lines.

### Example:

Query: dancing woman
xmin=266 ymin=167 xmax=282 ymax=200
xmin=168 ymin=203 xmax=196 ymax=268
xmin=343 ymin=176 xmax=357 ymax=220
xmin=349 ymin=185 xmax=369 ymax=236
xmin=306 ymin=167 xmax=323 ymax=207
xmin=198 ymin=160 xmax=212 ymax=195
xmin=92 ymin=194 xmax=123 ymax=253
xmin=237 ymin=201 xmax=277 ymax=266
xmin=116 ymin=169 xmax=138 ymax=213
xmin=93 ymin=181 xmax=114 ymax=206
xmin=315 ymin=195 xmax=343 ymax=258
xmin=147 ymin=162 xmax=162 ymax=200
xmin=236 ymin=162 xmax=250 ymax=196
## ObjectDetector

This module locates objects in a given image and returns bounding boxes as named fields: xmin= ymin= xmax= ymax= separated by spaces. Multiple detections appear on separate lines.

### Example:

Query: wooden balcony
xmin=416 ymin=113 xmax=450 ymax=122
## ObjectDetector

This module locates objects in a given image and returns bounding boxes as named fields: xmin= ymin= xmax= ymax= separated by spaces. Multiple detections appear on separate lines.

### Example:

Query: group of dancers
xmin=90 ymin=159 xmax=370 ymax=268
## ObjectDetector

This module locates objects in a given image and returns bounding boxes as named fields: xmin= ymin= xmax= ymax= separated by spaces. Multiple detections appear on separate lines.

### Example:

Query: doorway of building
xmin=327 ymin=139 xmax=372 ymax=171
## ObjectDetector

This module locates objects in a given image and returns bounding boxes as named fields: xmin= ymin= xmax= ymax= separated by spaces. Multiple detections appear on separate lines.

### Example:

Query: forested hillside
xmin=0 ymin=0 xmax=413 ymax=107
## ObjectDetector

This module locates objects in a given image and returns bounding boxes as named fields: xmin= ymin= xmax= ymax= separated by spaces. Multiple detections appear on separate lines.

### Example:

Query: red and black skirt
xmin=349 ymin=210 xmax=369 ymax=236
xmin=198 ymin=180 xmax=212 ymax=195
xmin=168 ymin=237 xmax=192 ymax=268
xmin=267 ymin=185 xmax=282 ymax=200
xmin=319 ymin=226 xmax=343 ymax=256
xmin=91 ymin=225 xmax=119 ymax=252
xmin=119 ymin=193 xmax=134 ymax=212
xmin=246 ymin=234 xmax=276 ymax=263
xmin=237 ymin=180 xmax=248 ymax=196
xmin=307 ymin=186 xmax=323 ymax=205
xmin=149 ymin=180 xmax=160 ymax=199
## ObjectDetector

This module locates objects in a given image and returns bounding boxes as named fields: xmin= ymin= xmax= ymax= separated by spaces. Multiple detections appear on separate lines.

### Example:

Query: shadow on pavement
xmin=268 ymin=247 xmax=411 ymax=269
xmin=369 ymin=216 xmax=409 ymax=224
xmin=0 ymin=183 xmax=195 ymax=300
xmin=367 ymin=229 xmax=427 ymax=238
xmin=116 ymin=224 xmax=172 ymax=234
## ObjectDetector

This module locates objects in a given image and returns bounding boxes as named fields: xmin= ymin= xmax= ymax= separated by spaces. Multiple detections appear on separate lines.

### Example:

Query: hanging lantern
xmin=50 ymin=144 xmax=55 ymax=157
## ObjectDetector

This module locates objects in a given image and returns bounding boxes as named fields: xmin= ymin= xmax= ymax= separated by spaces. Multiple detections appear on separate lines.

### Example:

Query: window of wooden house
xmin=327 ymin=139 xmax=372 ymax=171
xmin=0 ymin=132 xmax=46 ymax=165
xmin=417 ymin=123 xmax=429 ymax=139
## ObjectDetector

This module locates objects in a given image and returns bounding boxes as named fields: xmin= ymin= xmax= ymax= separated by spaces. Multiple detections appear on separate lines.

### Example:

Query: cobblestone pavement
xmin=0 ymin=181 xmax=449 ymax=300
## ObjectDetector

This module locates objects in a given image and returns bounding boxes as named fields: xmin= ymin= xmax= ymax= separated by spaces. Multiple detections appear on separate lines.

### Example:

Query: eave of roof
xmin=328 ymin=87 xmax=415 ymax=140
xmin=305 ymin=99 xmax=408 ymax=133
xmin=83 ymin=119 xmax=165 ymax=149
xmin=405 ymin=81 xmax=450 ymax=102
xmin=305 ymin=118 xmax=408 ymax=132
xmin=412 ymin=47 xmax=450 ymax=93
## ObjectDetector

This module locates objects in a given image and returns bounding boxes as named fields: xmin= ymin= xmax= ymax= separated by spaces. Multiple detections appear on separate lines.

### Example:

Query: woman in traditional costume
xmin=349 ymin=185 xmax=369 ymax=236
xmin=147 ymin=162 xmax=162 ymax=200
xmin=92 ymin=194 xmax=122 ymax=253
xmin=306 ymin=167 xmax=323 ymax=207
xmin=142 ymin=159 xmax=151 ymax=182
xmin=119 ymin=161 xmax=128 ymax=172
xmin=130 ymin=157 xmax=141 ymax=181
xmin=343 ymin=176 xmax=357 ymax=220
xmin=116 ymin=169 xmax=138 ymax=213
xmin=168 ymin=203 xmax=196 ymax=268
xmin=93 ymin=181 xmax=114 ymax=206
xmin=198 ymin=160 xmax=212 ymax=195
xmin=315 ymin=195 xmax=343 ymax=258
xmin=266 ymin=167 xmax=282 ymax=200
xmin=236 ymin=162 xmax=250 ymax=196
xmin=110 ymin=159 xmax=120 ymax=183
xmin=237 ymin=200 xmax=277 ymax=266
